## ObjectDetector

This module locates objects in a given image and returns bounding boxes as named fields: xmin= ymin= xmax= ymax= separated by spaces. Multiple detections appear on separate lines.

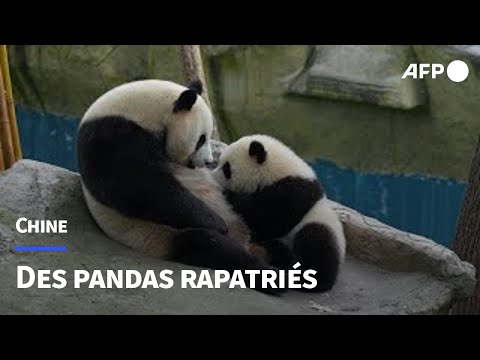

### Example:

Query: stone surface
xmin=330 ymin=201 xmax=476 ymax=299
xmin=287 ymin=45 xmax=427 ymax=109
xmin=0 ymin=160 xmax=475 ymax=314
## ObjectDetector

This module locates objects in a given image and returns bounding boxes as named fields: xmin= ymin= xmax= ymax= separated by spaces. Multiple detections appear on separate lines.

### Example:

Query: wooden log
xmin=450 ymin=136 xmax=480 ymax=315
xmin=180 ymin=45 xmax=219 ymax=140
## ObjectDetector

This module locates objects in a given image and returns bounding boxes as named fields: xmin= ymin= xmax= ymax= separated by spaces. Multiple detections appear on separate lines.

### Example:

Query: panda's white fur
xmin=213 ymin=134 xmax=346 ymax=291
xmin=78 ymin=79 xmax=252 ymax=261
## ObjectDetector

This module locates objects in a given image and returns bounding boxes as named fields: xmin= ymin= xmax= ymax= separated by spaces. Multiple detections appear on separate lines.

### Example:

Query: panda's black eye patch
xmin=195 ymin=134 xmax=206 ymax=151
xmin=222 ymin=161 xmax=231 ymax=180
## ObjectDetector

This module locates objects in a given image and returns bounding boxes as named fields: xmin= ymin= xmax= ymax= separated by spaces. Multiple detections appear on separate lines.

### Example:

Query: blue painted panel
xmin=14 ymin=106 xmax=466 ymax=248
xmin=16 ymin=106 xmax=80 ymax=172
xmin=310 ymin=159 xmax=466 ymax=248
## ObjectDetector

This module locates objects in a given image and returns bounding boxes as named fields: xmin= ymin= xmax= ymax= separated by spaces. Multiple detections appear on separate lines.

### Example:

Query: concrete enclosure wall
xmin=8 ymin=45 xmax=480 ymax=181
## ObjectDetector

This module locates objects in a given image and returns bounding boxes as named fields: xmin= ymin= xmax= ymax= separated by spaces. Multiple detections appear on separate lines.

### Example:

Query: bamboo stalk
xmin=0 ymin=136 xmax=5 ymax=171
xmin=0 ymin=63 xmax=15 ymax=168
xmin=0 ymin=45 xmax=22 ymax=160
xmin=180 ymin=45 xmax=219 ymax=140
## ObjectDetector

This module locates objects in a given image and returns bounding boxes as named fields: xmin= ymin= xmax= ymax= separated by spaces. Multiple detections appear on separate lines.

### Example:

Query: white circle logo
xmin=447 ymin=60 xmax=469 ymax=82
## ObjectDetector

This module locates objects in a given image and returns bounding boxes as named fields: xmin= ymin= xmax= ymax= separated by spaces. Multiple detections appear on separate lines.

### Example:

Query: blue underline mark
xmin=15 ymin=246 xmax=68 ymax=252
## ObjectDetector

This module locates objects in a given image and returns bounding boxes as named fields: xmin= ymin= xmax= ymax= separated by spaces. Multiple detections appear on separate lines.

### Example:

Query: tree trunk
xmin=451 ymin=136 xmax=480 ymax=315
xmin=0 ymin=63 xmax=15 ymax=169
xmin=179 ymin=45 xmax=219 ymax=140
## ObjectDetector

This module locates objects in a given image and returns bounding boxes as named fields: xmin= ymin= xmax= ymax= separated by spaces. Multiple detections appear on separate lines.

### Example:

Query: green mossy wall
xmin=8 ymin=45 xmax=480 ymax=180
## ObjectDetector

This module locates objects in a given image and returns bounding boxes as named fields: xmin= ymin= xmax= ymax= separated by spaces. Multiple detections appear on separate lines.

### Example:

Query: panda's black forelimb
xmin=225 ymin=177 xmax=323 ymax=241
xmin=261 ymin=239 xmax=298 ymax=269
xmin=254 ymin=223 xmax=340 ymax=293
xmin=77 ymin=115 xmax=228 ymax=234
xmin=170 ymin=228 xmax=287 ymax=296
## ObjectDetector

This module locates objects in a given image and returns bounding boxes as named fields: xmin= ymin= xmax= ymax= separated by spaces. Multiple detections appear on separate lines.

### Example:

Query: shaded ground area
xmin=0 ymin=161 xmax=475 ymax=314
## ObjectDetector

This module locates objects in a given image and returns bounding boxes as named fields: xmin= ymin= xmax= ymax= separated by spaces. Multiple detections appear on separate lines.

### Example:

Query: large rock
xmin=0 ymin=160 xmax=475 ymax=314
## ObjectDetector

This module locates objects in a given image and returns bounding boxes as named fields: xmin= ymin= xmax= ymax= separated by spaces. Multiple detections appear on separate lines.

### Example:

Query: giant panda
xmin=77 ymin=80 xmax=282 ymax=295
xmin=212 ymin=134 xmax=346 ymax=292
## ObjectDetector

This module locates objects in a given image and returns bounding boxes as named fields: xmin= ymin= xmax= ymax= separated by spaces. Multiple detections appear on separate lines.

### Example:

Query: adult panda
xmin=77 ymin=79 xmax=281 ymax=294
xmin=212 ymin=134 xmax=346 ymax=292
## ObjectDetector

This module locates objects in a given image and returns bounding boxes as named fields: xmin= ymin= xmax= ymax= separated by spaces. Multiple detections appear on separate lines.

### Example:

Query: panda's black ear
xmin=187 ymin=79 xmax=203 ymax=95
xmin=249 ymin=141 xmax=267 ymax=164
xmin=173 ymin=89 xmax=198 ymax=113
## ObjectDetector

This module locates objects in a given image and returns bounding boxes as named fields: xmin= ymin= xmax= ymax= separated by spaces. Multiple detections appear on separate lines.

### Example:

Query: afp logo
xmin=402 ymin=60 xmax=469 ymax=82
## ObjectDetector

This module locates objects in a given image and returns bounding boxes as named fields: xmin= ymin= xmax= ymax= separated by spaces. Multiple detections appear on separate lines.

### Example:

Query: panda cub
xmin=213 ymin=135 xmax=346 ymax=292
